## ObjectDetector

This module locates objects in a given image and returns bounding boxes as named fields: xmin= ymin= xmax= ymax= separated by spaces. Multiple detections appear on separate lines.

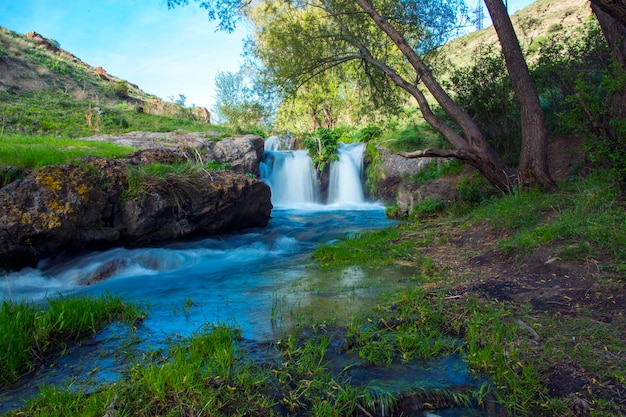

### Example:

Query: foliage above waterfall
xmin=302 ymin=128 xmax=340 ymax=172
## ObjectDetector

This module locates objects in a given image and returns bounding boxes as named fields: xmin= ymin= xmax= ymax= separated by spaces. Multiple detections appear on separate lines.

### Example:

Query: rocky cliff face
xmin=372 ymin=147 xmax=435 ymax=204
xmin=0 ymin=148 xmax=272 ymax=270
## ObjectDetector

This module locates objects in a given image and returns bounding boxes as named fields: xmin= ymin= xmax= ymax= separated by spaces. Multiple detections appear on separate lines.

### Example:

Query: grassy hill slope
xmin=0 ymin=27 xmax=219 ymax=139
xmin=0 ymin=28 xmax=158 ymax=108
xmin=441 ymin=0 xmax=592 ymax=68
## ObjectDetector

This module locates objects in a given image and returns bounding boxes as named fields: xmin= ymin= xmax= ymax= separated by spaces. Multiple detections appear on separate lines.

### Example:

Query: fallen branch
xmin=516 ymin=318 xmax=541 ymax=342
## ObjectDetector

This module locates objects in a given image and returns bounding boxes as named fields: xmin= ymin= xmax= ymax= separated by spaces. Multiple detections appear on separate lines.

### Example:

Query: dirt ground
xmin=420 ymin=219 xmax=626 ymax=414
xmin=400 ymin=136 xmax=626 ymax=414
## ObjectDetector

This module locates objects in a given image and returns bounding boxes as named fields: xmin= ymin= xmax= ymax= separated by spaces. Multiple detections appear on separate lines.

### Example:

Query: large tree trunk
xmin=354 ymin=0 xmax=516 ymax=191
xmin=355 ymin=0 xmax=557 ymax=191
xmin=484 ymin=0 xmax=556 ymax=190
xmin=591 ymin=0 xmax=626 ymax=66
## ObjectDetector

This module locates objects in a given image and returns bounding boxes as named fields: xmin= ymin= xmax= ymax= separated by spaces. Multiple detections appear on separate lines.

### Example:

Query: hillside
xmin=0 ymin=27 xmax=211 ymax=124
xmin=441 ymin=0 xmax=592 ymax=68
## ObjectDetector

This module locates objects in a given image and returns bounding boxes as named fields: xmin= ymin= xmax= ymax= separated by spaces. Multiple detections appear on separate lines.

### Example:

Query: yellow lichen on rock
xmin=40 ymin=212 xmax=62 ymax=229
xmin=35 ymin=168 xmax=65 ymax=192
xmin=19 ymin=212 xmax=32 ymax=226
xmin=47 ymin=198 xmax=71 ymax=215
xmin=76 ymin=182 xmax=90 ymax=201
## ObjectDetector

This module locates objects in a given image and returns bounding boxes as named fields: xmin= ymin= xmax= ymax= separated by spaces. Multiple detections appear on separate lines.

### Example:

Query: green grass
xmin=470 ymin=173 xmax=626 ymax=270
xmin=378 ymin=121 xmax=446 ymax=153
xmin=122 ymin=161 xmax=230 ymax=210
xmin=320 ymin=172 xmax=626 ymax=273
xmin=0 ymin=90 xmax=230 ymax=139
xmin=309 ymin=172 xmax=626 ymax=415
xmin=348 ymin=288 xmax=461 ymax=366
xmin=411 ymin=158 xmax=464 ymax=185
xmin=10 ymin=324 xmax=367 ymax=417
xmin=313 ymin=226 xmax=415 ymax=267
xmin=0 ymin=293 xmax=144 ymax=388
xmin=0 ymin=134 xmax=136 ymax=170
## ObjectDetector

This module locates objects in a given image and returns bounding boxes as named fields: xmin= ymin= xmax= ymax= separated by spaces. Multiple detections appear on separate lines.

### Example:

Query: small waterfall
xmin=328 ymin=143 xmax=366 ymax=205
xmin=261 ymin=137 xmax=370 ymax=208
xmin=260 ymin=149 xmax=320 ymax=207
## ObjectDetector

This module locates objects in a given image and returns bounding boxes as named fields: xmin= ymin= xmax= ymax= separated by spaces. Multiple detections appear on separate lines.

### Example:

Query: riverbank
xmin=3 ymin=171 xmax=624 ymax=416
xmin=314 ymin=171 xmax=626 ymax=416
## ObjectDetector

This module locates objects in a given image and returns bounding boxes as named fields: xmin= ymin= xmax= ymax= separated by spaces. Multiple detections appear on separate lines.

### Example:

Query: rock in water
xmin=0 ymin=149 xmax=272 ymax=270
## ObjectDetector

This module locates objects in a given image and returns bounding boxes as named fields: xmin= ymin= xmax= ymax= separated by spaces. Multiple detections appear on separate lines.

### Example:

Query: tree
xmin=590 ymin=0 xmax=626 ymax=66
xmin=483 ymin=0 xmax=554 ymax=189
xmin=246 ymin=0 xmax=406 ymax=133
xmin=169 ymin=0 xmax=557 ymax=191
xmin=213 ymin=70 xmax=269 ymax=129
xmin=582 ymin=1 xmax=626 ymax=194
xmin=353 ymin=0 xmax=555 ymax=190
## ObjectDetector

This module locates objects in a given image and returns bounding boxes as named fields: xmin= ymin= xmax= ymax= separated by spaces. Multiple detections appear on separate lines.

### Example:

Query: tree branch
xmin=399 ymin=148 xmax=470 ymax=160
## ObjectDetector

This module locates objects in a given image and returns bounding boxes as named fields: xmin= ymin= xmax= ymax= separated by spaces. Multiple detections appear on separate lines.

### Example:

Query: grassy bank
xmin=5 ymin=173 xmax=624 ymax=416
xmin=0 ymin=294 xmax=144 ymax=388
xmin=312 ymin=173 xmax=626 ymax=416
xmin=0 ymin=134 xmax=136 ymax=170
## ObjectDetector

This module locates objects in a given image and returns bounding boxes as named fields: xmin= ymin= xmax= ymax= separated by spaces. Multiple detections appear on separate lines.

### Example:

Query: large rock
xmin=79 ymin=132 xmax=265 ymax=176
xmin=372 ymin=147 xmax=434 ymax=203
xmin=0 ymin=150 xmax=272 ymax=270
xmin=212 ymin=135 xmax=265 ymax=176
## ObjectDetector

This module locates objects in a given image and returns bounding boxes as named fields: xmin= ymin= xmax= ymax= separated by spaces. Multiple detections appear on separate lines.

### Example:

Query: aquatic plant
xmin=0 ymin=294 xmax=144 ymax=388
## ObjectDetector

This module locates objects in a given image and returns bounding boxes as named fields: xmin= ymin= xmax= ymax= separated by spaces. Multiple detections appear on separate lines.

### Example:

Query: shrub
xmin=457 ymin=173 xmax=494 ymax=205
xmin=302 ymin=127 xmax=340 ymax=172
xmin=411 ymin=197 xmax=446 ymax=218
xmin=112 ymin=81 xmax=129 ymax=98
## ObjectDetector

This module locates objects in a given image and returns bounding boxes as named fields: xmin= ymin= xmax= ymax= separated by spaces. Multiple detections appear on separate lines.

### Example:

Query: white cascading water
xmin=327 ymin=142 xmax=366 ymax=205
xmin=261 ymin=136 xmax=369 ymax=208
xmin=260 ymin=138 xmax=320 ymax=207
xmin=264 ymin=134 xmax=295 ymax=151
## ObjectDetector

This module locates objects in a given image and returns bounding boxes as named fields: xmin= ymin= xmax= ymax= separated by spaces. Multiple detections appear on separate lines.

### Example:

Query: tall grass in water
xmin=0 ymin=294 xmax=144 ymax=388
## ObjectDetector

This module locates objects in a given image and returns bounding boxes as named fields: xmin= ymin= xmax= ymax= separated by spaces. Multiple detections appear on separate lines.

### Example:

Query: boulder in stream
xmin=0 ymin=149 xmax=272 ymax=270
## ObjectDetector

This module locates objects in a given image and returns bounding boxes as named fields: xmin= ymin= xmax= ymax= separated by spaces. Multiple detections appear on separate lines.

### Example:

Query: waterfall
xmin=260 ymin=149 xmax=320 ymax=207
xmin=261 ymin=137 xmax=370 ymax=208
xmin=327 ymin=142 xmax=366 ymax=205
xmin=264 ymin=134 xmax=295 ymax=151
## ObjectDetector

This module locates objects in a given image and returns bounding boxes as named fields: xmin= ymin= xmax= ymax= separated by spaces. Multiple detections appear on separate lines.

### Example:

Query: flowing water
xmin=328 ymin=142 xmax=366 ymax=205
xmin=0 ymin=141 xmax=488 ymax=415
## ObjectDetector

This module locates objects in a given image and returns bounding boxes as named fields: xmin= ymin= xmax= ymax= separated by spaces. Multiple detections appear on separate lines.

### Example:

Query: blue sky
xmin=0 ymin=0 xmax=535 ymax=110
xmin=0 ymin=0 xmax=248 ymax=109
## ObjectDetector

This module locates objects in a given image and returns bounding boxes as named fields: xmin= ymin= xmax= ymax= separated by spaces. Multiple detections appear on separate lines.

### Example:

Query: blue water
xmin=1 ymin=206 xmax=397 ymax=338
xmin=0 ymin=205 xmax=491 ymax=416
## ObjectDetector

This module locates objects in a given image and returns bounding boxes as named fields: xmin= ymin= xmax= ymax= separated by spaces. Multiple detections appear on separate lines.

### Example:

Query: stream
xmin=0 ymin=140 xmax=488 ymax=416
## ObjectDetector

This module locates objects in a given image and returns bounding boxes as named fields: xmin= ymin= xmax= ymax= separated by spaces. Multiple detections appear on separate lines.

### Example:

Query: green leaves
xmin=302 ymin=128 xmax=340 ymax=172
xmin=213 ymin=70 xmax=270 ymax=131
